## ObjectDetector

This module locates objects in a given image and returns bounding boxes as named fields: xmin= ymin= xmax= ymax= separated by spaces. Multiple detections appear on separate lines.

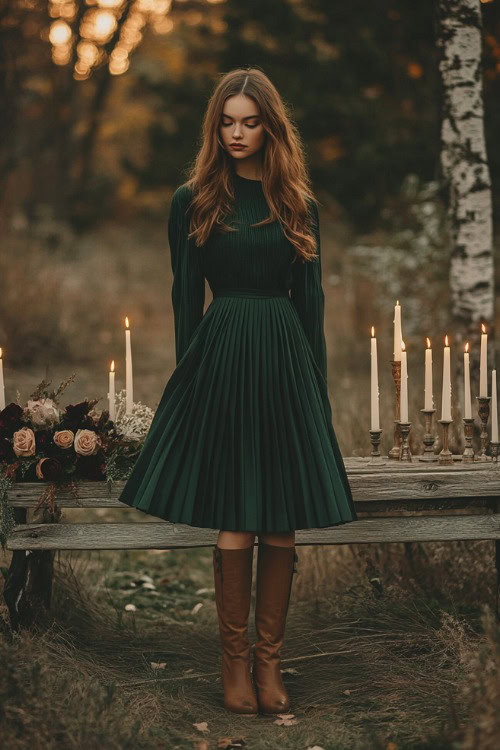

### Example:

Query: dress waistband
xmin=211 ymin=287 xmax=290 ymax=299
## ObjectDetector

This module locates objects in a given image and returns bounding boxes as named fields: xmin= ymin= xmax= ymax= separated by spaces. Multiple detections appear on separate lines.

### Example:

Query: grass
xmin=1 ymin=536 xmax=499 ymax=749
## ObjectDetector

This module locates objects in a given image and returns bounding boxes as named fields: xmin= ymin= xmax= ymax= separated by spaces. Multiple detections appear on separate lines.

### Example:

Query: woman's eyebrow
xmin=221 ymin=113 xmax=260 ymax=120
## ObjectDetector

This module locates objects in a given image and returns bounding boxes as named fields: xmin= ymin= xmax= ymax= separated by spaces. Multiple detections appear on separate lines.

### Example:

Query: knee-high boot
xmin=253 ymin=542 xmax=298 ymax=714
xmin=212 ymin=544 xmax=259 ymax=715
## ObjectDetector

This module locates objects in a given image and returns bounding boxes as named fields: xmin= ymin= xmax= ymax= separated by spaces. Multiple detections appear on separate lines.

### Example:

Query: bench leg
xmin=496 ymin=539 xmax=500 ymax=623
xmin=496 ymin=499 xmax=500 ymax=623
xmin=3 ymin=508 xmax=55 ymax=632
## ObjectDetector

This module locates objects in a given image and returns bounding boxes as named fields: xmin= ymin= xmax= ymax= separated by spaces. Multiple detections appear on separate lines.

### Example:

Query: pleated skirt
xmin=117 ymin=289 xmax=358 ymax=532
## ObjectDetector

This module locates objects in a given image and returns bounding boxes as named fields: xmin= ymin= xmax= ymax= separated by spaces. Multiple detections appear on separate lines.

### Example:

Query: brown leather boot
xmin=253 ymin=542 xmax=298 ymax=715
xmin=213 ymin=544 xmax=258 ymax=715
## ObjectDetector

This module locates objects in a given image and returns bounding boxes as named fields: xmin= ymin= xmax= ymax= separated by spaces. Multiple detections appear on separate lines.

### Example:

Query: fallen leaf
xmin=150 ymin=662 xmax=167 ymax=670
xmin=307 ymin=746 xmax=325 ymax=750
xmin=217 ymin=738 xmax=246 ymax=748
xmin=194 ymin=741 xmax=209 ymax=750
xmin=276 ymin=713 xmax=295 ymax=719
xmin=281 ymin=667 xmax=299 ymax=674
xmin=191 ymin=602 xmax=203 ymax=615
xmin=193 ymin=721 xmax=209 ymax=733
xmin=124 ymin=604 xmax=136 ymax=611
xmin=343 ymin=689 xmax=351 ymax=695
xmin=274 ymin=718 xmax=297 ymax=726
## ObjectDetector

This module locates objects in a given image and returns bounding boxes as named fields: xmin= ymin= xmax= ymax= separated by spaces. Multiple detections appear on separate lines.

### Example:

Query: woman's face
xmin=219 ymin=94 xmax=266 ymax=161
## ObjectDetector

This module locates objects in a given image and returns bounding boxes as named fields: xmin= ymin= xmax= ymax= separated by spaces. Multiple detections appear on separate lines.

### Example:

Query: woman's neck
xmin=234 ymin=155 xmax=263 ymax=181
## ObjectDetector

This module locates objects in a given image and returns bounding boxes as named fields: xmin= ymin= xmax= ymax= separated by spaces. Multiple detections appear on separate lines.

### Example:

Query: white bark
xmin=436 ymin=0 xmax=494 ymax=419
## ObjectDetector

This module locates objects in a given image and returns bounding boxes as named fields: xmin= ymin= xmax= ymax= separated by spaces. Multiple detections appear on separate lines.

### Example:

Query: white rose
xmin=25 ymin=398 xmax=60 ymax=429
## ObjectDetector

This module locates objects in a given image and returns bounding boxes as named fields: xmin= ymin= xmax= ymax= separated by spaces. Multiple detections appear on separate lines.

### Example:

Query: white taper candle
xmin=370 ymin=326 xmax=380 ymax=431
xmin=464 ymin=343 xmax=471 ymax=420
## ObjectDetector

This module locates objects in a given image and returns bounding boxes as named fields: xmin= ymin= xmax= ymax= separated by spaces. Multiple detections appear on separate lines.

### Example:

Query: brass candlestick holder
xmin=476 ymin=395 xmax=491 ymax=461
xmin=396 ymin=420 xmax=412 ymax=461
xmin=438 ymin=418 xmax=453 ymax=465
xmin=490 ymin=441 xmax=500 ymax=462
xmin=419 ymin=407 xmax=438 ymax=462
xmin=368 ymin=428 xmax=386 ymax=464
xmin=462 ymin=417 xmax=475 ymax=463
xmin=389 ymin=359 xmax=402 ymax=459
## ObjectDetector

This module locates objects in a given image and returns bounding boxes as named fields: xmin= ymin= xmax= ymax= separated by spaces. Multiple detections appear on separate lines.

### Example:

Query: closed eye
xmin=221 ymin=120 xmax=259 ymax=128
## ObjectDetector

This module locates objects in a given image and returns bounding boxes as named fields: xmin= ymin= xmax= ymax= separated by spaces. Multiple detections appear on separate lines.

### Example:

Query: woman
xmin=118 ymin=67 xmax=358 ymax=716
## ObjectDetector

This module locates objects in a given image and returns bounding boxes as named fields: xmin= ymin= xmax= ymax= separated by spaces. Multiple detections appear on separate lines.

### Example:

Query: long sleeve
xmin=168 ymin=185 xmax=205 ymax=366
xmin=290 ymin=199 xmax=328 ymax=382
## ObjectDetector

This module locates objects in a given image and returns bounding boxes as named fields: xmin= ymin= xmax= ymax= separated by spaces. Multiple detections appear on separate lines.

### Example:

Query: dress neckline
xmin=234 ymin=173 xmax=262 ymax=183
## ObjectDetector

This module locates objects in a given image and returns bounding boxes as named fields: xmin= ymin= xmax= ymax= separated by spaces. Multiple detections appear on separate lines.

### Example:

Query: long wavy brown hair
xmin=183 ymin=67 xmax=319 ymax=263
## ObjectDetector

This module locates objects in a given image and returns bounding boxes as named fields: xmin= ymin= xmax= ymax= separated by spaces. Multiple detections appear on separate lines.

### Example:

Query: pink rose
xmin=53 ymin=429 xmax=74 ymax=450
xmin=13 ymin=427 xmax=36 ymax=457
xmin=74 ymin=428 xmax=100 ymax=456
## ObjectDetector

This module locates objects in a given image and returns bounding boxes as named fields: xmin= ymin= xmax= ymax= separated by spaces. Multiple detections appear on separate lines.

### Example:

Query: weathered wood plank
xmin=5 ymin=460 xmax=500 ymax=508
xmin=6 ymin=514 xmax=500 ymax=550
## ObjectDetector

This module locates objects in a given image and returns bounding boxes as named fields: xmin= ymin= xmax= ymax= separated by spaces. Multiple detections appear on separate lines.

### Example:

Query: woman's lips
xmin=230 ymin=144 xmax=246 ymax=150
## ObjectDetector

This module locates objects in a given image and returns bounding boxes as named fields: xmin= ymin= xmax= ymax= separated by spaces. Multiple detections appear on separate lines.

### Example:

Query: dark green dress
xmin=117 ymin=173 xmax=358 ymax=532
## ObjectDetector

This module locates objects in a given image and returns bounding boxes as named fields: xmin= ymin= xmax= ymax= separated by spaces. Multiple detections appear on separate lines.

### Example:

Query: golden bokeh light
xmin=46 ymin=0 xmax=185 ymax=76
xmin=49 ymin=19 xmax=72 ymax=45
xmin=407 ymin=62 xmax=423 ymax=79
xmin=77 ymin=40 xmax=99 ymax=66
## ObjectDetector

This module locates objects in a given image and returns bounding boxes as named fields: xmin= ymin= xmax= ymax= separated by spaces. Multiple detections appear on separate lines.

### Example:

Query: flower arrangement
xmin=0 ymin=373 xmax=155 ymax=550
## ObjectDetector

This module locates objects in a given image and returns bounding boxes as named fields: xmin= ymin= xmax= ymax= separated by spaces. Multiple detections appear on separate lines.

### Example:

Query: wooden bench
xmin=3 ymin=456 xmax=500 ymax=631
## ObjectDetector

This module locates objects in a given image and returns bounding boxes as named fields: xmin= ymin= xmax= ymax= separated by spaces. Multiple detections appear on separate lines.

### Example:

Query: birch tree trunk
xmin=435 ymin=0 xmax=495 ymax=441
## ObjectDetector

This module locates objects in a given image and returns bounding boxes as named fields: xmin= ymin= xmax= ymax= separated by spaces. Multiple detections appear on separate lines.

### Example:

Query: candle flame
xmin=0 ymin=347 xmax=2 ymax=358
xmin=465 ymin=342 xmax=469 ymax=353
xmin=111 ymin=360 xmax=115 ymax=371
xmin=445 ymin=334 xmax=449 ymax=347
xmin=426 ymin=337 xmax=431 ymax=348
xmin=125 ymin=316 xmax=129 ymax=329
xmin=401 ymin=340 xmax=406 ymax=352
xmin=481 ymin=323 xmax=486 ymax=334
xmin=371 ymin=325 xmax=375 ymax=337
xmin=396 ymin=299 xmax=399 ymax=305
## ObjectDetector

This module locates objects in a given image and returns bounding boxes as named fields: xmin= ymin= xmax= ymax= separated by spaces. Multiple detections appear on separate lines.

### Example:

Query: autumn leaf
xmin=274 ymin=717 xmax=298 ymax=726
xmin=193 ymin=721 xmax=209 ymax=733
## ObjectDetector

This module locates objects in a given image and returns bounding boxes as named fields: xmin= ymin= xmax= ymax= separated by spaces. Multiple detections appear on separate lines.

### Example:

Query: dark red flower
xmin=0 ymin=435 xmax=14 ymax=461
xmin=77 ymin=453 xmax=106 ymax=480
xmin=35 ymin=457 xmax=63 ymax=481
xmin=35 ymin=429 xmax=53 ymax=453
xmin=63 ymin=401 xmax=92 ymax=430
xmin=0 ymin=403 xmax=24 ymax=436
